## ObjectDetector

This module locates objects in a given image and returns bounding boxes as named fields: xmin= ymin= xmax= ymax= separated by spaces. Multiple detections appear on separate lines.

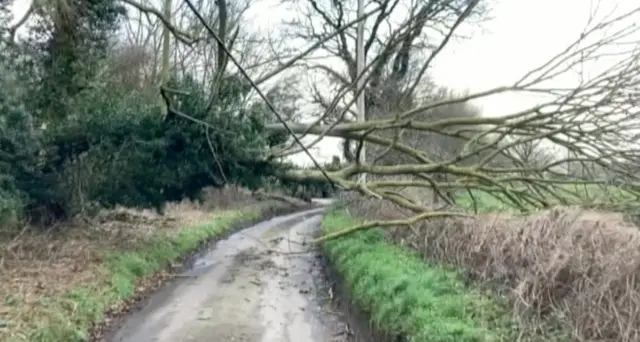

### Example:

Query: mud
xmin=321 ymin=255 xmax=403 ymax=342
xmin=109 ymin=206 xmax=353 ymax=342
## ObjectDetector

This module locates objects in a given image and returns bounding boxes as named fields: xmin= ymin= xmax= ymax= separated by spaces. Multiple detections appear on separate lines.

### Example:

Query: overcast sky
xmin=10 ymin=0 xmax=639 ymax=165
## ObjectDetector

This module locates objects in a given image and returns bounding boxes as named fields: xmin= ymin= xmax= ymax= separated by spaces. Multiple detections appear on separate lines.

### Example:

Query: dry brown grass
xmin=344 ymin=192 xmax=640 ymax=341
xmin=0 ymin=186 xmax=257 ymax=340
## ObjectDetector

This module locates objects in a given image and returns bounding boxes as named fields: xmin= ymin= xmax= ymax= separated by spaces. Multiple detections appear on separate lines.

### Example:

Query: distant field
xmin=455 ymin=183 xmax=639 ymax=212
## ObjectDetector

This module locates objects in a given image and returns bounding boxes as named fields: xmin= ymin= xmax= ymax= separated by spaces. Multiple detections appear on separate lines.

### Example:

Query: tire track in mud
xmin=109 ymin=208 xmax=352 ymax=342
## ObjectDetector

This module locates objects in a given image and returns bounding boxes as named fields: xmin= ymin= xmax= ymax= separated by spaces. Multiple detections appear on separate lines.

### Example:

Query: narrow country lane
xmin=108 ymin=206 xmax=352 ymax=342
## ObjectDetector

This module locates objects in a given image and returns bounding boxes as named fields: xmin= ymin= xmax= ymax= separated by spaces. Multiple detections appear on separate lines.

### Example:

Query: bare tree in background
xmin=507 ymin=140 xmax=558 ymax=175
xmin=116 ymin=0 xmax=317 ymax=117
xmin=117 ymin=0 xmax=255 ymax=88
xmin=281 ymin=0 xmax=486 ymax=164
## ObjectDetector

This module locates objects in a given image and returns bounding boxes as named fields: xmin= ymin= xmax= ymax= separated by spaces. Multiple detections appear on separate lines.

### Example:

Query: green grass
xmin=323 ymin=209 xmax=545 ymax=342
xmin=22 ymin=209 xmax=263 ymax=342
xmin=455 ymin=184 xmax=637 ymax=213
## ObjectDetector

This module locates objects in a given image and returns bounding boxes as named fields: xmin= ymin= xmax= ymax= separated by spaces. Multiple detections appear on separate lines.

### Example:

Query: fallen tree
xmin=266 ymin=1 xmax=640 ymax=237
xmin=150 ymin=0 xmax=640 ymax=240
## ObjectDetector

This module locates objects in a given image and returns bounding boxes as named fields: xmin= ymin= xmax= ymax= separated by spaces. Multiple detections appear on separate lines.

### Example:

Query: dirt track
xmin=109 ymin=207 xmax=352 ymax=342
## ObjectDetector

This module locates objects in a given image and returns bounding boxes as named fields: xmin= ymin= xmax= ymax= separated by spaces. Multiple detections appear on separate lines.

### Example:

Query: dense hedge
xmin=0 ymin=74 xmax=288 ymax=225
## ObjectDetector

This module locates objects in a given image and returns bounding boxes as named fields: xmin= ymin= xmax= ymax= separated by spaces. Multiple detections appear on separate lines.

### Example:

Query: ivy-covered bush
xmin=0 ymin=71 xmax=283 ymax=225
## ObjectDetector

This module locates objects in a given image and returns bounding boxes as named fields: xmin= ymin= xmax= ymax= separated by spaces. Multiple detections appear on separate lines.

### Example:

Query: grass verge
xmin=1 ymin=201 xmax=301 ymax=342
xmin=323 ymin=208 xmax=540 ymax=342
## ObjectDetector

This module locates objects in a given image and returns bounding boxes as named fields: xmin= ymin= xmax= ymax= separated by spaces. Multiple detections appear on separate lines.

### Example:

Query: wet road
xmin=110 ymin=205 xmax=350 ymax=342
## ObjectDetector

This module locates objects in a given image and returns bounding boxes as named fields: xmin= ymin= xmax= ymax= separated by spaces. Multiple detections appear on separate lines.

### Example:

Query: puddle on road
xmin=259 ymin=219 xmax=319 ymax=342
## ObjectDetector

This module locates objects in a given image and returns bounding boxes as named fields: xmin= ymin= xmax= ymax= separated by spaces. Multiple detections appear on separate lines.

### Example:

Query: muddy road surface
xmin=109 ymin=206 xmax=352 ymax=342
